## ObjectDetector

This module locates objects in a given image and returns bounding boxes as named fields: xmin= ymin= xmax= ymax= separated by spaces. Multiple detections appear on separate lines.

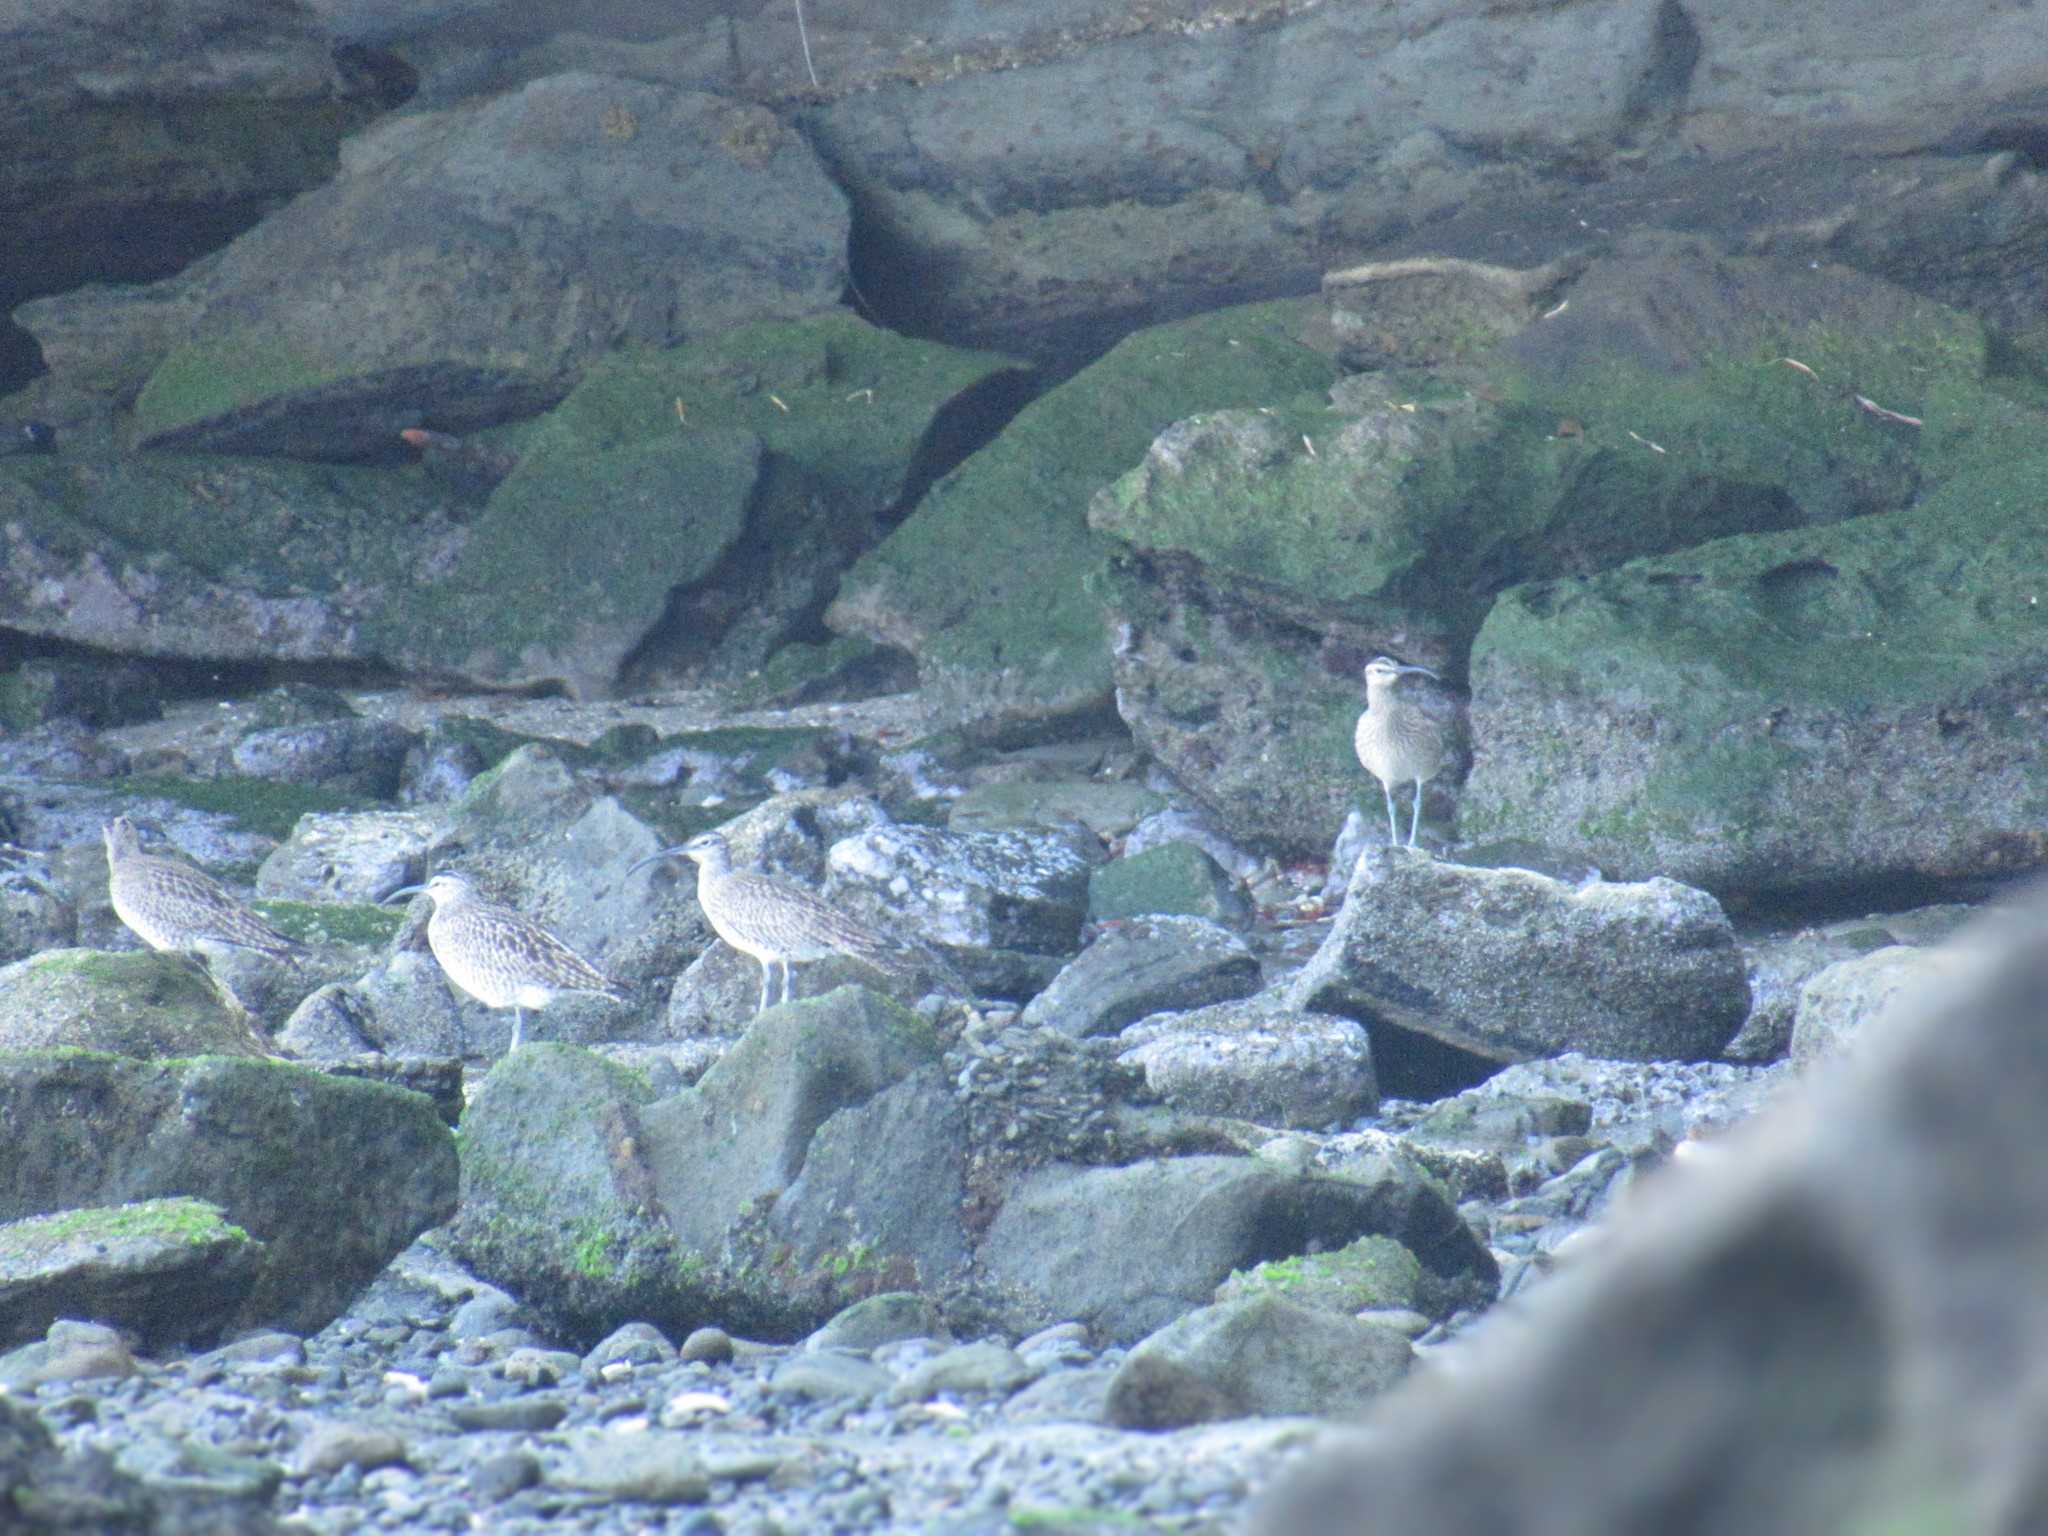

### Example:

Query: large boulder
xmin=978 ymin=1152 xmax=1494 ymax=1345
xmin=1248 ymin=888 xmax=2048 ymax=1536
xmin=26 ymin=73 xmax=848 ymax=455
xmin=452 ymin=988 xmax=954 ymax=1341
xmin=0 ymin=1197 xmax=264 ymax=1351
xmin=0 ymin=0 xmax=374 ymax=332
xmin=1101 ymin=241 xmax=2043 ymax=856
xmin=0 ymin=1051 xmax=456 ymax=1335
xmin=1457 ymin=452 xmax=2048 ymax=897
xmin=1290 ymin=848 xmax=1749 ymax=1064
xmin=0 ymin=948 xmax=269 ymax=1058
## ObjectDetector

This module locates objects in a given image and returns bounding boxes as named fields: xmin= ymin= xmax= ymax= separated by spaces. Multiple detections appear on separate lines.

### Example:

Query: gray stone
xmin=288 ymin=1423 xmax=408 ymax=1478
xmin=1249 ymin=890 xmax=2048 ymax=1536
xmin=0 ymin=1318 xmax=136 ymax=1392
xmin=583 ymin=1321 xmax=678 ymax=1374
xmin=978 ymin=1154 xmax=1494 ymax=1346
xmin=256 ymin=811 xmax=436 ymax=904
xmin=0 ymin=947 xmax=270 ymax=1058
xmin=454 ymin=990 xmax=943 ymax=1341
xmin=230 ymin=717 xmax=415 ymax=798
xmin=947 ymin=781 xmax=1168 ymax=839
xmin=769 ymin=1350 xmax=893 ymax=1403
xmin=1086 ymin=842 xmax=1250 ymax=926
xmin=1106 ymin=1295 xmax=1412 ymax=1430
xmin=1215 ymin=1235 xmax=1424 ymax=1318
xmin=1118 ymin=1000 xmax=1377 ymax=1129
xmin=0 ymin=851 xmax=78 ymax=966
xmin=0 ymin=1197 xmax=264 ymax=1350
xmin=1789 ymin=945 xmax=1952 ymax=1069
xmin=1291 ymin=848 xmax=1748 ymax=1063
xmin=806 ymin=1293 xmax=950 ymax=1355
xmin=887 ymin=1341 xmax=1039 ymax=1405
xmin=0 ymin=1051 xmax=456 ymax=1336
xmin=553 ymin=1431 xmax=710 ymax=1503
xmin=1002 ymin=1365 xmax=1115 ymax=1427
xmin=1018 ymin=917 xmax=1261 ymax=1039
xmin=641 ymin=989 xmax=942 ymax=1255
xmin=770 ymin=1069 xmax=971 ymax=1286
xmin=828 ymin=822 xmax=1098 ymax=955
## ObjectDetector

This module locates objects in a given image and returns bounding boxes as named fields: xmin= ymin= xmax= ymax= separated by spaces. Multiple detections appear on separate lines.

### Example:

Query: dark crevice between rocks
xmin=878 ymin=364 xmax=1043 ymax=532
xmin=1970 ymin=119 xmax=2048 ymax=171
xmin=1363 ymin=1020 xmax=1501 ymax=1102
xmin=1730 ymin=867 xmax=2043 ymax=930
xmin=0 ymin=318 xmax=45 ymax=399
xmin=1616 ymin=0 xmax=1703 ymax=145
xmin=332 ymin=43 xmax=420 ymax=111
xmin=0 ymin=628 xmax=406 ymax=708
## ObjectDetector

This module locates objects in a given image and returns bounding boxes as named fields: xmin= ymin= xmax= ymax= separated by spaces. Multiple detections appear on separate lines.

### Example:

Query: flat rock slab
xmin=0 ymin=1051 xmax=455 ymax=1335
xmin=0 ymin=1197 xmax=264 ymax=1351
xmin=1290 ymin=848 xmax=1748 ymax=1064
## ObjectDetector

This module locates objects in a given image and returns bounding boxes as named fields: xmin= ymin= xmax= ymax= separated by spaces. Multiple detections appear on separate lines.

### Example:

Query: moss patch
xmin=522 ymin=309 xmax=1022 ymax=514
xmin=829 ymin=297 xmax=1340 ymax=732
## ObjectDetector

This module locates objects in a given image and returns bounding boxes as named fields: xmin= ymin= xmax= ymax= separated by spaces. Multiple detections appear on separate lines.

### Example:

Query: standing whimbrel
xmin=103 ymin=816 xmax=303 ymax=965
xmin=384 ymin=873 xmax=625 ymax=1050
xmin=1354 ymin=657 xmax=1447 ymax=848
xmin=628 ymin=831 xmax=910 ymax=1015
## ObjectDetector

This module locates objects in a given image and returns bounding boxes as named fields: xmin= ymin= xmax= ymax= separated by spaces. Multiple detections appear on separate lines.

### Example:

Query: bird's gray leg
xmin=781 ymin=961 xmax=795 ymax=1007
xmin=756 ymin=963 xmax=772 ymax=1016
xmin=1382 ymin=784 xmax=1400 ymax=844
xmin=510 ymin=1007 xmax=525 ymax=1052
xmin=1408 ymin=780 xmax=1424 ymax=847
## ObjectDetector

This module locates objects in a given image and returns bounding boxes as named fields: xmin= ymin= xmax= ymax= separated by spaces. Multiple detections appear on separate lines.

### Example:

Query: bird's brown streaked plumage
xmin=385 ymin=872 xmax=626 ymax=1051
xmin=1354 ymin=657 xmax=1447 ymax=849
xmin=628 ymin=831 xmax=912 ymax=1015
xmin=103 ymin=816 xmax=303 ymax=964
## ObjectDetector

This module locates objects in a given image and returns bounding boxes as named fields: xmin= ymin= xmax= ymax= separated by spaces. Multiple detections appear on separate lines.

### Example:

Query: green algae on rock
xmin=827 ymin=298 xmax=1340 ymax=738
xmin=1458 ymin=452 xmax=2048 ymax=898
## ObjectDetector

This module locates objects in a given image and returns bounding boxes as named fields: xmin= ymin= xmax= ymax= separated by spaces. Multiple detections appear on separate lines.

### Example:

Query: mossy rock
xmin=0 ymin=1197 xmax=263 ymax=1351
xmin=1087 ymin=842 xmax=1247 ymax=925
xmin=1100 ymin=250 xmax=2045 ymax=857
xmin=1216 ymin=1235 xmax=1424 ymax=1316
xmin=1459 ymin=450 xmax=2048 ymax=897
xmin=827 ymin=297 xmax=1340 ymax=738
xmin=521 ymin=309 xmax=1024 ymax=515
xmin=0 ymin=1049 xmax=455 ymax=1335
xmin=0 ymin=948 xmax=266 ymax=1059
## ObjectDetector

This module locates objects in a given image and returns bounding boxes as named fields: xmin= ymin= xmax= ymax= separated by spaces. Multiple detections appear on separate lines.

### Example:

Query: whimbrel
xmin=628 ymin=831 xmax=910 ymax=1015
xmin=384 ymin=873 xmax=625 ymax=1050
xmin=1354 ymin=657 xmax=1447 ymax=848
xmin=103 ymin=816 xmax=303 ymax=965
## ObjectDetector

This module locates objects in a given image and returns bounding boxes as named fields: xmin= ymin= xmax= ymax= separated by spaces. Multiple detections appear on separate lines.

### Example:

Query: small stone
xmin=554 ymin=1430 xmax=710 ymax=1503
xmin=769 ymin=1350 xmax=894 ymax=1402
xmin=447 ymin=1398 xmax=569 ymax=1433
xmin=289 ymin=1423 xmax=408 ymax=1478
xmin=806 ymin=1293 xmax=949 ymax=1354
xmin=467 ymin=1450 xmax=540 ymax=1503
xmin=886 ymin=1341 xmax=1039 ymax=1404
xmin=679 ymin=1327 xmax=734 ymax=1364
xmin=584 ymin=1321 xmax=678 ymax=1375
